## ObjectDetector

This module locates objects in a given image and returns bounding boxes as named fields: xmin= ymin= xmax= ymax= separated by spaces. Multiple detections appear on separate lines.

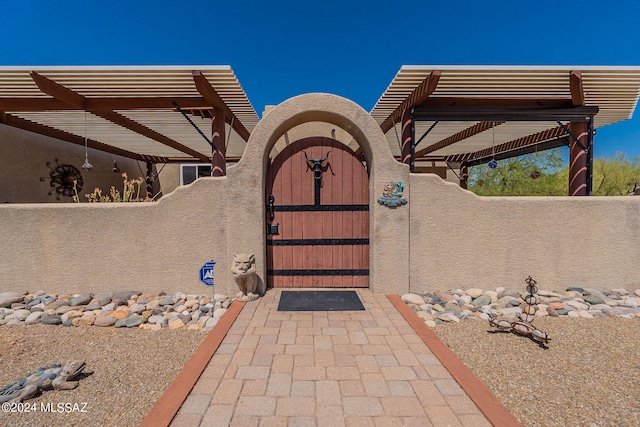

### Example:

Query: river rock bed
xmin=0 ymin=290 xmax=233 ymax=330
xmin=401 ymin=286 xmax=640 ymax=327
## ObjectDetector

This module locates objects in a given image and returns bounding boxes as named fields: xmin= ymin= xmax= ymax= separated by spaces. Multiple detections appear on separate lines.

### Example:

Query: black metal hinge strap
xmin=273 ymin=204 xmax=369 ymax=212
xmin=268 ymin=239 xmax=369 ymax=246
xmin=267 ymin=269 xmax=369 ymax=276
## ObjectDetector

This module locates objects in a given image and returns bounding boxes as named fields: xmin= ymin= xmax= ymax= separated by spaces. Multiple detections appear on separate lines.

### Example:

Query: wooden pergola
xmin=371 ymin=66 xmax=640 ymax=195
xmin=0 ymin=66 xmax=259 ymax=185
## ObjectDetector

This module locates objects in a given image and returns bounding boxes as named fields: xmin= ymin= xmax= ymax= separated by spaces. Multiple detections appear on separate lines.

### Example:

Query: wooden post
xmin=568 ymin=121 xmax=589 ymax=196
xmin=211 ymin=107 xmax=226 ymax=176
xmin=145 ymin=161 xmax=153 ymax=199
xmin=401 ymin=108 xmax=412 ymax=165
xmin=459 ymin=162 xmax=469 ymax=189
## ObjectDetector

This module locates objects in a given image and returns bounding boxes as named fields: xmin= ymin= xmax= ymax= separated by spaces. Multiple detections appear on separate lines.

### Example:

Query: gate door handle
xmin=268 ymin=195 xmax=275 ymax=221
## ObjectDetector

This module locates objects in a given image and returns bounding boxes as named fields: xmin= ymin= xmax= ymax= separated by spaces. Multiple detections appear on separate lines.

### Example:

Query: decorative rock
xmin=184 ymin=299 xmax=199 ymax=308
xmin=41 ymin=315 xmax=62 ymax=325
xmin=213 ymin=308 xmax=227 ymax=320
xmin=634 ymin=289 xmax=640 ymax=297
xmin=567 ymin=311 xmax=580 ymax=318
xmin=401 ymin=294 xmax=425 ymax=305
xmin=416 ymin=311 xmax=434 ymax=321
xmin=546 ymin=306 xmax=559 ymax=317
xmin=499 ymin=307 xmax=522 ymax=318
xmin=168 ymin=318 xmax=185 ymax=330
xmin=110 ymin=307 xmax=130 ymax=319
xmin=159 ymin=296 xmax=175 ymax=306
xmin=438 ymin=313 xmax=460 ymax=323
xmin=0 ymin=295 xmax=24 ymax=308
xmin=124 ymin=316 xmax=144 ymax=328
xmin=583 ymin=293 xmax=605 ymax=305
xmin=205 ymin=317 xmax=218 ymax=328
xmin=112 ymin=291 xmax=141 ymax=303
xmin=471 ymin=295 xmax=492 ymax=308
xmin=566 ymin=286 xmax=585 ymax=293
xmin=60 ymin=310 xmax=83 ymax=323
xmin=44 ymin=299 xmax=69 ymax=311
xmin=12 ymin=309 xmax=31 ymax=321
xmin=537 ymin=290 xmax=562 ymax=298
xmin=566 ymin=301 xmax=589 ymax=311
xmin=146 ymin=300 xmax=161 ymax=310
xmin=25 ymin=311 xmax=45 ymax=324
xmin=578 ymin=310 xmax=594 ymax=319
xmin=549 ymin=302 xmax=566 ymax=310
xmin=432 ymin=304 xmax=445 ymax=312
xmin=69 ymin=293 xmax=93 ymax=307
xmin=425 ymin=320 xmax=436 ymax=328
xmin=466 ymin=288 xmax=484 ymax=299
xmin=93 ymin=315 xmax=118 ymax=327
xmin=129 ymin=303 xmax=146 ymax=314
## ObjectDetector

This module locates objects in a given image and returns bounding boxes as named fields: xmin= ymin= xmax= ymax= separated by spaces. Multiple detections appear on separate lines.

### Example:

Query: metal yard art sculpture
xmin=489 ymin=276 xmax=551 ymax=346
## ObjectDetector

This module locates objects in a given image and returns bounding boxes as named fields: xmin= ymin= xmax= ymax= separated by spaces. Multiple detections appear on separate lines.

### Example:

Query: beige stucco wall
xmin=0 ymin=178 xmax=233 ymax=296
xmin=0 ymin=124 xmax=158 ymax=203
xmin=408 ymin=174 xmax=640 ymax=292
xmin=2 ymin=93 xmax=639 ymax=297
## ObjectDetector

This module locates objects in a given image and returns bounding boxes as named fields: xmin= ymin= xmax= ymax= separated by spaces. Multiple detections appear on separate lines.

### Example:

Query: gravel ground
xmin=0 ymin=324 xmax=207 ymax=427
xmin=432 ymin=316 xmax=640 ymax=427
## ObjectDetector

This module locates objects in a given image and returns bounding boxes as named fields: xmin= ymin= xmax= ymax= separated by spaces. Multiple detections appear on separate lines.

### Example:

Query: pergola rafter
xmin=444 ymin=126 xmax=568 ymax=165
xmin=192 ymin=70 xmax=251 ymax=142
xmin=380 ymin=70 xmax=440 ymax=133
xmin=0 ymin=112 xmax=167 ymax=162
xmin=415 ymin=121 xmax=505 ymax=158
xmin=29 ymin=72 xmax=210 ymax=162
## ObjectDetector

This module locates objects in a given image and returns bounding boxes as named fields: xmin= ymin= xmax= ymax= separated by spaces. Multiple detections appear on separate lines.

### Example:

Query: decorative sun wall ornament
xmin=40 ymin=159 xmax=83 ymax=200
xmin=377 ymin=181 xmax=407 ymax=207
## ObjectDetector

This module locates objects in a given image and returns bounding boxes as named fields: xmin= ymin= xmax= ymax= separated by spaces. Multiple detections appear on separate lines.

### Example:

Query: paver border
xmin=387 ymin=293 xmax=523 ymax=427
xmin=139 ymin=300 xmax=246 ymax=427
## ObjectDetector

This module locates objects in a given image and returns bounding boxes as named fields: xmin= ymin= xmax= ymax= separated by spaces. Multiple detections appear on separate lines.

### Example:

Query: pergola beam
xmin=30 ymin=72 xmax=210 ymax=162
xmin=1 ymin=113 xmax=167 ymax=162
xmin=380 ymin=70 xmax=441 ymax=133
xmin=570 ymin=71 xmax=585 ymax=106
xmin=192 ymin=70 xmax=251 ymax=142
xmin=444 ymin=126 xmax=568 ymax=164
xmin=415 ymin=121 xmax=504 ymax=158
xmin=0 ymin=97 xmax=212 ymax=111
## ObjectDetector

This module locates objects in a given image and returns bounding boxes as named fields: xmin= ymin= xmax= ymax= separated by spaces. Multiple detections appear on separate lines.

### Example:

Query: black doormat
xmin=278 ymin=291 xmax=365 ymax=311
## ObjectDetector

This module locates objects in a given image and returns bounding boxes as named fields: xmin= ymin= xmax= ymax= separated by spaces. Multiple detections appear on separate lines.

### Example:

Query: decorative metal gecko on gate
xmin=489 ymin=276 xmax=551 ymax=346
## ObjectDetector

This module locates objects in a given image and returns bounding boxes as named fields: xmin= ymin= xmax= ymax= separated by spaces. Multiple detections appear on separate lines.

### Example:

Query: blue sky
xmin=2 ymin=0 xmax=639 ymax=158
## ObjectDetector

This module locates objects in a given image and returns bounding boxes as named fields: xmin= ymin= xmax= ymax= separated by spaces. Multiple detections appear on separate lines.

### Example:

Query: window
xmin=180 ymin=164 xmax=212 ymax=185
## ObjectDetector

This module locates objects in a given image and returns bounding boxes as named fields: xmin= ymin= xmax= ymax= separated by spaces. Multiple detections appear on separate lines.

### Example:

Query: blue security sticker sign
xmin=199 ymin=261 xmax=216 ymax=287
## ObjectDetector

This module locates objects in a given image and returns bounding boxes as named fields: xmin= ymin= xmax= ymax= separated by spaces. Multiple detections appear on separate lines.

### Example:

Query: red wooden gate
xmin=266 ymin=137 xmax=369 ymax=288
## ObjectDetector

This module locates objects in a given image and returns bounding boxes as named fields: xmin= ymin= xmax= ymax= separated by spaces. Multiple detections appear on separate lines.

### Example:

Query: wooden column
xmin=568 ymin=121 xmax=589 ymax=196
xmin=145 ymin=161 xmax=154 ymax=198
xmin=211 ymin=107 xmax=226 ymax=176
xmin=401 ymin=108 xmax=412 ymax=165
xmin=459 ymin=162 xmax=469 ymax=189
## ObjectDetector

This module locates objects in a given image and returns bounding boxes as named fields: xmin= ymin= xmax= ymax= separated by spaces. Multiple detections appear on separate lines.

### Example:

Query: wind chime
xmin=82 ymin=111 xmax=93 ymax=172
xmin=487 ymin=123 xmax=498 ymax=169
xmin=530 ymin=144 xmax=541 ymax=179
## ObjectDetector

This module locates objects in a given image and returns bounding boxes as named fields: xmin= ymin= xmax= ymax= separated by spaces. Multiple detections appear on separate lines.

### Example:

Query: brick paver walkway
xmin=169 ymin=290 xmax=492 ymax=427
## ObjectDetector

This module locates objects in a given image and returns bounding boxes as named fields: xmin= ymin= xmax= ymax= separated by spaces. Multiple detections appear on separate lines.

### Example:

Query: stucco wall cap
xmin=235 ymin=92 xmax=394 ymax=169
